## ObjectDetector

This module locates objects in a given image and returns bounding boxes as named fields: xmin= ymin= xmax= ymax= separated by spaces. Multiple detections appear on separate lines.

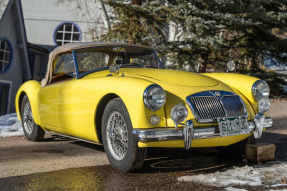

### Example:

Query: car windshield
xmin=76 ymin=46 xmax=164 ymax=75
xmin=53 ymin=46 xmax=164 ymax=78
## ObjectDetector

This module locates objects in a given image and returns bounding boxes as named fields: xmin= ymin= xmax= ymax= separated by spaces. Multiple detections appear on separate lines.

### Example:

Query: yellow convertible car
xmin=15 ymin=42 xmax=273 ymax=172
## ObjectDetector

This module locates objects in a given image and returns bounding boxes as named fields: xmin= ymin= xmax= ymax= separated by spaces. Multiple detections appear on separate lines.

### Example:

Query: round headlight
xmin=150 ymin=115 xmax=160 ymax=125
xmin=170 ymin=104 xmax=188 ymax=124
xmin=252 ymin=80 xmax=270 ymax=101
xmin=143 ymin=85 xmax=166 ymax=111
xmin=258 ymin=97 xmax=271 ymax=113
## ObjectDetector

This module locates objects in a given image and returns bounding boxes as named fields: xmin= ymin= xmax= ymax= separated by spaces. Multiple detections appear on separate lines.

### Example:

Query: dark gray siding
xmin=0 ymin=10 xmax=24 ymax=113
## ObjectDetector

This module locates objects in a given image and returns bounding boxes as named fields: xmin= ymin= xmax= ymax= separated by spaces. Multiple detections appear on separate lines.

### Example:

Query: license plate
xmin=218 ymin=117 xmax=250 ymax=137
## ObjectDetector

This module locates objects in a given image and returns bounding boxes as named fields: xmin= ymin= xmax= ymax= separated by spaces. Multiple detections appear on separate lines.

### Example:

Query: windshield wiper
xmin=120 ymin=64 xmax=159 ymax=68
xmin=121 ymin=63 xmax=142 ymax=67
xmin=145 ymin=65 xmax=158 ymax=68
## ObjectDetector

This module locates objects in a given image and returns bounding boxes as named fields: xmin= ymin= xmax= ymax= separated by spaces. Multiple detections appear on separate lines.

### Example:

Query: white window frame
xmin=0 ymin=39 xmax=12 ymax=72
xmin=54 ymin=22 xmax=81 ymax=46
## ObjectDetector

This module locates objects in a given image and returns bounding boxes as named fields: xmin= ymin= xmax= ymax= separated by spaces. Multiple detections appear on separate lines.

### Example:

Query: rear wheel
xmin=102 ymin=98 xmax=147 ymax=172
xmin=217 ymin=135 xmax=256 ymax=156
xmin=21 ymin=95 xmax=45 ymax=141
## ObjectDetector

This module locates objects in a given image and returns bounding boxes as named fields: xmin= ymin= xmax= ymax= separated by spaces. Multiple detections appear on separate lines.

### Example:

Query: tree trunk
xmin=97 ymin=0 xmax=111 ymax=31
xmin=198 ymin=54 xmax=208 ymax=73
xmin=132 ymin=0 xmax=142 ymax=5
xmin=168 ymin=22 xmax=176 ymax=42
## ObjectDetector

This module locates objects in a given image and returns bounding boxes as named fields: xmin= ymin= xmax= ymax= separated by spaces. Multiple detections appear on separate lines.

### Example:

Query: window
xmin=53 ymin=22 xmax=81 ymax=46
xmin=76 ymin=52 xmax=109 ymax=71
xmin=54 ymin=53 xmax=76 ymax=77
xmin=0 ymin=38 xmax=12 ymax=73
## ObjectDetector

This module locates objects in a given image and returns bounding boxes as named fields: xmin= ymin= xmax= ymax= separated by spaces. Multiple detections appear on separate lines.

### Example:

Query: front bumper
xmin=133 ymin=117 xmax=273 ymax=147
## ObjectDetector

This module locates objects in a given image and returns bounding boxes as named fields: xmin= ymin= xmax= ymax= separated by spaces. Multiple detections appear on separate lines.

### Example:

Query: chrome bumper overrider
xmin=133 ymin=116 xmax=273 ymax=150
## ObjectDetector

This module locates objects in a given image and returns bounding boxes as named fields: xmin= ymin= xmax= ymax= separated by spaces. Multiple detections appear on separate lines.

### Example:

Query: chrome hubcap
xmin=106 ymin=111 xmax=128 ymax=160
xmin=23 ymin=102 xmax=34 ymax=134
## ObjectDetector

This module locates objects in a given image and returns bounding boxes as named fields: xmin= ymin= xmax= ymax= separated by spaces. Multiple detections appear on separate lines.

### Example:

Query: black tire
xmin=21 ymin=95 xmax=45 ymax=141
xmin=102 ymin=98 xmax=147 ymax=172
xmin=217 ymin=135 xmax=256 ymax=156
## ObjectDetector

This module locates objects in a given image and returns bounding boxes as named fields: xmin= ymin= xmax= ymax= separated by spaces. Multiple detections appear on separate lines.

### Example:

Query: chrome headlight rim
xmin=258 ymin=97 xmax=271 ymax=113
xmin=170 ymin=103 xmax=188 ymax=124
xmin=252 ymin=80 xmax=270 ymax=101
xmin=143 ymin=84 xmax=166 ymax=111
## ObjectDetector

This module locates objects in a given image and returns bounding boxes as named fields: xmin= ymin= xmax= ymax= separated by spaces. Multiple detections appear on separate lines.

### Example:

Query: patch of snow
xmin=178 ymin=161 xmax=287 ymax=188
xmin=271 ymin=184 xmax=287 ymax=187
xmin=0 ymin=113 xmax=23 ymax=137
xmin=225 ymin=187 xmax=248 ymax=191
xmin=269 ymin=189 xmax=287 ymax=191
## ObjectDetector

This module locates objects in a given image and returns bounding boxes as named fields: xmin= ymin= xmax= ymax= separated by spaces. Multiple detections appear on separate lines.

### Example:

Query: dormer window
xmin=53 ymin=22 xmax=81 ymax=46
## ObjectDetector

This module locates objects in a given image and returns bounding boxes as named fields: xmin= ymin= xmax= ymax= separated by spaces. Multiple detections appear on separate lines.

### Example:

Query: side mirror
xmin=226 ymin=60 xmax=235 ymax=73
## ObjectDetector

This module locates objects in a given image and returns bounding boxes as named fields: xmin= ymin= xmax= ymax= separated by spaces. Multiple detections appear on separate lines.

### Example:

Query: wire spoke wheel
xmin=23 ymin=102 xmax=34 ymax=134
xmin=21 ymin=95 xmax=45 ymax=142
xmin=102 ymin=98 xmax=147 ymax=172
xmin=106 ymin=111 xmax=128 ymax=160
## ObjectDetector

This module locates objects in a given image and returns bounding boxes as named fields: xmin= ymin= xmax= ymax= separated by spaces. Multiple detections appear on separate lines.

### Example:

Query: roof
xmin=41 ymin=42 xmax=153 ymax=87
xmin=0 ymin=0 xmax=32 ymax=80
xmin=0 ymin=0 xmax=9 ymax=20
xmin=49 ymin=42 xmax=153 ymax=58
xmin=28 ymin=42 xmax=49 ymax=54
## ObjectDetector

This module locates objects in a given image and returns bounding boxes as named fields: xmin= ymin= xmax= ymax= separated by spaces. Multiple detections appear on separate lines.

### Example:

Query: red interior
xmin=48 ymin=73 xmax=74 ymax=85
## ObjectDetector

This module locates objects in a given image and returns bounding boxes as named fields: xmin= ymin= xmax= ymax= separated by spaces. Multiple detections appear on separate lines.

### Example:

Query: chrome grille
xmin=190 ymin=97 xmax=226 ymax=119
xmin=187 ymin=91 xmax=246 ymax=123
xmin=222 ymin=96 xmax=245 ymax=117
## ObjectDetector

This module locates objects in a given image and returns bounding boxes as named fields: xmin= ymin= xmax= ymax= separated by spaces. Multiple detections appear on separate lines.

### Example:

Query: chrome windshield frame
xmin=72 ymin=46 xmax=165 ymax=79
xmin=72 ymin=50 xmax=80 ymax=79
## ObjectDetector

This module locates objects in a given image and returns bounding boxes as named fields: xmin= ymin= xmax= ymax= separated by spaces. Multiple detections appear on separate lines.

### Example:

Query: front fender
xmin=91 ymin=76 xmax=166 ymax=129
xmin=202 ymin=73 xmax=260 ymax=114
xmin=15 ymin=80 xmax=42 ymax=126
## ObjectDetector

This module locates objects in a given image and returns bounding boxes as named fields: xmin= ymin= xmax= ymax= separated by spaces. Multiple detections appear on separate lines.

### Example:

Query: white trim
xmin=0 ymin=79 xmax=12 ymax=114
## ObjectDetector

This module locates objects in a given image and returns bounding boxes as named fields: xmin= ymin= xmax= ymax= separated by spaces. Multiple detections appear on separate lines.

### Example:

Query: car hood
xmin=120 ymin=68 xmax=219 ymax=87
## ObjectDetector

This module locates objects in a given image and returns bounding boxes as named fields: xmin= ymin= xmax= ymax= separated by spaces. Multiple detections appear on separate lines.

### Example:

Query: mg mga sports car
xmin=15 ymin=42 xmax=273 ymax=172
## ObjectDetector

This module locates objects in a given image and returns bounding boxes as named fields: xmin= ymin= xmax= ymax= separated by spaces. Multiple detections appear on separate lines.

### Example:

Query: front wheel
xmin=21 ymin=95 xmax=45 ymax=141
xmin=102 ymin=98 xmax=147 ymax=172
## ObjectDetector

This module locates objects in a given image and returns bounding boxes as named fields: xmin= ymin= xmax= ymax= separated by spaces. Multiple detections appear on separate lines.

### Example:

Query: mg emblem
xmin=215 ymin=91 xmax=221 ymax=97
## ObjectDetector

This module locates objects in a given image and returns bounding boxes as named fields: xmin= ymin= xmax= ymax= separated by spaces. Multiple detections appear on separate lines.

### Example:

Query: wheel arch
xmin=15 ymin=80 xmax=42 ymax=126
xmin=18 ymin=91 xmax=27 ymax=117
xmin=95 ymin=93 xmax=119 ymax=144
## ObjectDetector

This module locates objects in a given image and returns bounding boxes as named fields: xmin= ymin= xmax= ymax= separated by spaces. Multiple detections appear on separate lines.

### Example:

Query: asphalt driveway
xmin=0 ymin=99 xmax=286 ymax=190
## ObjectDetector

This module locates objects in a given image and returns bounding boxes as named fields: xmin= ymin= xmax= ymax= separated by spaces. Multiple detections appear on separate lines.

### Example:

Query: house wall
xmin=31 ymin=52 xmax=48 ymax=80
xmin=21 ymin=0 xmax=103 ymax=46
xmin=0 ymin=10 xmax=24 ymax=113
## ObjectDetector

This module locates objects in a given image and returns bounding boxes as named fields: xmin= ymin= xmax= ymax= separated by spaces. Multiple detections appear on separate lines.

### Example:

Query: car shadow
xmin=134 ymin=147 xmax=254 ymax=174
xmin=39 ymin=134 xmax=73 ymax=142
xmin=39 ymin=134 xmax=106 ymax=152
xmin=39 ymin=129 xmax=287 ymax=174
xmin=70 ymin=141 xmax=105 ymax=152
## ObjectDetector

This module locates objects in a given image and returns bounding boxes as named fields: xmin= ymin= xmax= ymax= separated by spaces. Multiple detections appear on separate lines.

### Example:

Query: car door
xmin=59 ymin=51 xmax=110 ymax=141
xmin=38 ymin=53 xmax=75 ymax=133
xmin=39 ymin=83 xmax=65 ymax=132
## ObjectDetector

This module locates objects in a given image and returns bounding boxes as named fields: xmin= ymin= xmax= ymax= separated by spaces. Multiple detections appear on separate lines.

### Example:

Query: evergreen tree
xmin=104 ymin=0 xmax=287 ymax=73
xmin=161 ymin=0 xmax=287 ymax=72
xmin=102 ymin=0 xmax=167 ymax=45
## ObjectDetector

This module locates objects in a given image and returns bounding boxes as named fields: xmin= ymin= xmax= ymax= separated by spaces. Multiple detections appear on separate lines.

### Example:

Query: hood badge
xmin=215 ymin=91 xmax=221 ymax=97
